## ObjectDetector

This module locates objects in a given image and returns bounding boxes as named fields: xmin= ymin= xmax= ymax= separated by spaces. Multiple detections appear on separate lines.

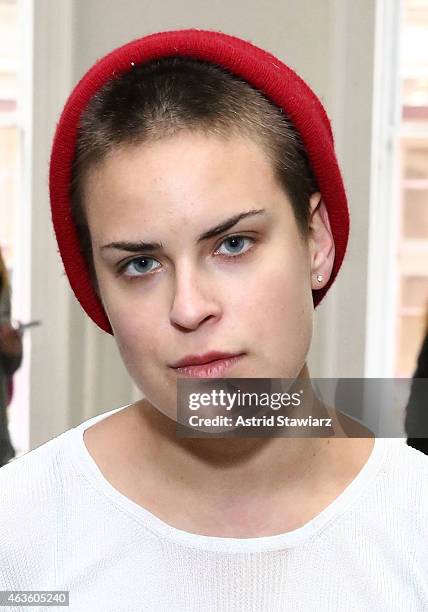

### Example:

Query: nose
xmin=169 ymin=267 xmax=221 ymax=331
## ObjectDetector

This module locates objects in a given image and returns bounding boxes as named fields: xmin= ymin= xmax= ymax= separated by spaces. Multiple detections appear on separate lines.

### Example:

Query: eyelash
xmin=117 ymin=234 xmax=256 ymax=280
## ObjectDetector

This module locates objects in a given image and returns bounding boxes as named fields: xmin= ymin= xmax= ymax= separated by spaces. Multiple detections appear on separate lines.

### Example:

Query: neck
xmin=134 ymin=364 xmax=351 ymax=499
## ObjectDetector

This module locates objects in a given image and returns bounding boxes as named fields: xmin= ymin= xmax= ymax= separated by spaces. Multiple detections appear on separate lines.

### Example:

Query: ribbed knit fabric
xmin=1 ymin=405 xmax=427 ymax=611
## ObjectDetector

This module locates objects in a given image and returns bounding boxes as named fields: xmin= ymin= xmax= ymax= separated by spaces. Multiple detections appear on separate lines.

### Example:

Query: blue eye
xmin=121 ymin=257 xmax=161 ymax=278
xmin=215 ymin=236 xmax=254 ymax=257
xmin=119 ymin=235 xmax=255 ymax=279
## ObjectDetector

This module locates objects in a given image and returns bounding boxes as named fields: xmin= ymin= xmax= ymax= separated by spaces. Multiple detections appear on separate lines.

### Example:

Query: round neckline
xmin=65 ymin=404 xmax=388 ymax=553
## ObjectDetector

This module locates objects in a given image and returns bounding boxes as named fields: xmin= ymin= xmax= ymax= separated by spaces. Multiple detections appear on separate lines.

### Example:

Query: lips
xmin=171 ymin=354 xmax=244 ymax=378
xmin=171 ymin=351 xmax=243 ymax=368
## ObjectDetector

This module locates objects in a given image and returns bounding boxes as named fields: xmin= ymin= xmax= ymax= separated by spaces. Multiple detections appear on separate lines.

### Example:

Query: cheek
xmin=105 ymin=295 xmax=178 ymax=415
xmin=236 ymin=241 xmax=313 ymax=377
xmin=241 ymin=244 xmax=313 ymax=333
xmin=104 ymin=292 xmax=163 ymax=375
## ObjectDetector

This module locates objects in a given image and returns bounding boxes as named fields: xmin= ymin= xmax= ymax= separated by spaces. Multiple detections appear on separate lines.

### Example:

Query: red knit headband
xmin=49 ymin=29 xmax=349 ymax=335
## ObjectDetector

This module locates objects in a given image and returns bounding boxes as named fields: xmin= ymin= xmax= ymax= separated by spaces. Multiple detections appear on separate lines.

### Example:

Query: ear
xmin=307 ymin=192 xmax=335 ymax=290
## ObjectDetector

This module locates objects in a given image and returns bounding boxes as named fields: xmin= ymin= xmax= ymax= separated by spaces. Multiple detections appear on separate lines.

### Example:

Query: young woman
xmin=1 ymin=30 xmax=427 ymax=610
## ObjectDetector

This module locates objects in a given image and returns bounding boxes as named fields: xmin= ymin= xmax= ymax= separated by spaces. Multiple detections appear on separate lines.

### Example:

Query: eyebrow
xmin=100 ymin=209 xmax=267 ymax=254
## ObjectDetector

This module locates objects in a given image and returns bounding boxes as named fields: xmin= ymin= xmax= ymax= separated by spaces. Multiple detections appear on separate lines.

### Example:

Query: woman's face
xmin=84 ymin=131 xmax=322 ymax=419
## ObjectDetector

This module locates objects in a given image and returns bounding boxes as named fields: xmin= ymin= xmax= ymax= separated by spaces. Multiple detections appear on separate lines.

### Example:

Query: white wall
xmin=27 ymin=0 xmax=377 ymax=447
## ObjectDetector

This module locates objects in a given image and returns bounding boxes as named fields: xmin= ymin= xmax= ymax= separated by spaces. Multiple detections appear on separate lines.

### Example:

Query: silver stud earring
xmin=316 ymin=274 xmax=323 ymax=283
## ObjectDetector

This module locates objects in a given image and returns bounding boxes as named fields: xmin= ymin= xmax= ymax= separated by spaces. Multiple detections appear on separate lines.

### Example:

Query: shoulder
xmin=0 ymin=429 xmax=65 ymax=483
xmin=381 ymin=439 xmax=428 ymax=480
xmin=0 ymin=429 xmax=81 ymax=587
xmin=385 ymin=438 xmax=428 ymax=471
xmin=377 ymin=439 xmax=428 ymax=517
xmin=0 ymin=431 xmax=72 ymax=552
xmin=0 ymin=406 xmax=128 ymax=535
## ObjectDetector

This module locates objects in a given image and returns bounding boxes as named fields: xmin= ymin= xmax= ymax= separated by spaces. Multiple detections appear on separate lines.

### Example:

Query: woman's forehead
xmin=83 ymin=131 xmax=286 ymax=232
xmin=90 ymin=129 xmax=272 ymax=181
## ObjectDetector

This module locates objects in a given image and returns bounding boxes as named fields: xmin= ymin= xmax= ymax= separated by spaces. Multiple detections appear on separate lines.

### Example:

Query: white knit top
xmin=1 ymin=404 xmax=427 ymax=611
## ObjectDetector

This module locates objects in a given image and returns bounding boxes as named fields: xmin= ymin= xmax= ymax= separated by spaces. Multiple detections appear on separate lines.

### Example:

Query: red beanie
xmin=49 ymin=29 xmax=349 ymax=335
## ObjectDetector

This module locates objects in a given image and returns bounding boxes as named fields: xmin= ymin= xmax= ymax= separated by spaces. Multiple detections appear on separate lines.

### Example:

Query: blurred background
xmin=0 ymin=0 xmax=427 ymax=456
